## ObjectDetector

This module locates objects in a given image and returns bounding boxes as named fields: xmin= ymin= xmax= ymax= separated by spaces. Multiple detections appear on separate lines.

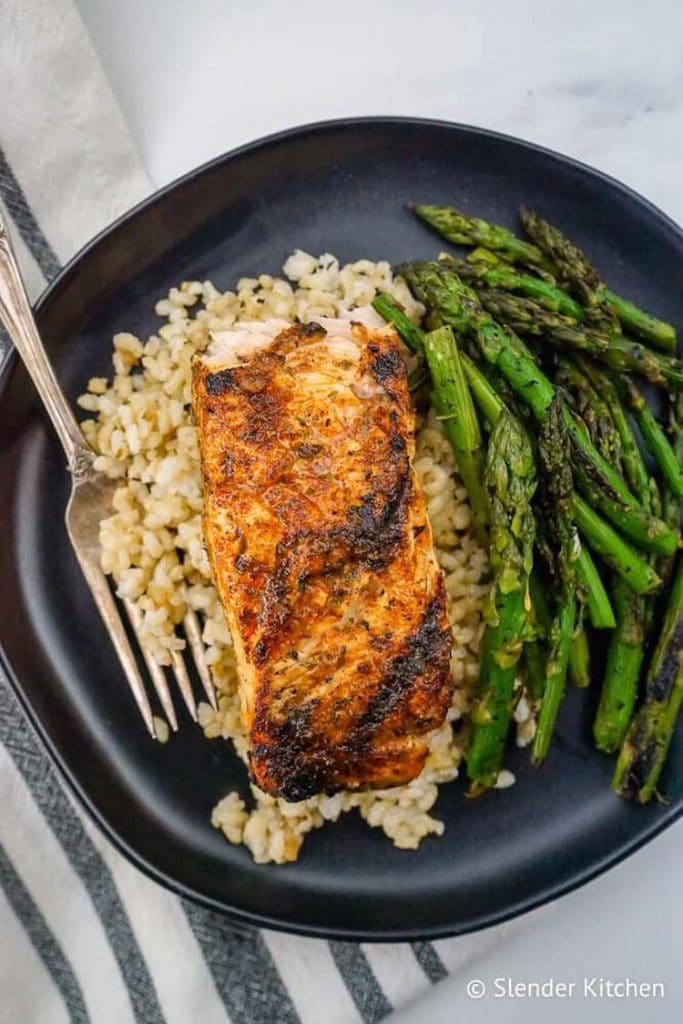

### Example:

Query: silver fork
xmin=0 ymin=213 xmax=216 ymax=738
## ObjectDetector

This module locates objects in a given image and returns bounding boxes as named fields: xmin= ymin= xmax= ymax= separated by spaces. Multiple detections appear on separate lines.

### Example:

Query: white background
xmin=78 ymin=0 xmax=683 ymax=223
xmin=75 ymin=1 xmax=683 ymax=1020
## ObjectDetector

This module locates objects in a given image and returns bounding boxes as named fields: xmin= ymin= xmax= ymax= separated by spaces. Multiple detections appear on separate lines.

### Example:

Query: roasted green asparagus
xmin=467 ymin=410 xmax=537 ymax=791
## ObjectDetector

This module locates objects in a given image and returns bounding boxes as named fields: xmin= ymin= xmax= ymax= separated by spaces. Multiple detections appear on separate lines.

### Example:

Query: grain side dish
xmin=78 ymin=251 xmax=529 ymax=864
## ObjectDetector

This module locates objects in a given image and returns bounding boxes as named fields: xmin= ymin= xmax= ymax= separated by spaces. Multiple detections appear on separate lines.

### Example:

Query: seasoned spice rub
xmin=192 ymin=316 xmax=452 ymax=799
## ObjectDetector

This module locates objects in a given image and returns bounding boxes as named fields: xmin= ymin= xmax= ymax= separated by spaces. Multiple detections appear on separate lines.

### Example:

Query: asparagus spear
xmin=399 ymin=260 xmax=677 ymax=559
xmin=525 ymin=572 xmax=590 ymax=693
xmin=622 ymin=379 xmax=683 ymax=501
xmin=656 ymin=395 xmax=683 ymax=589
xmin=533 ymin=391 xmax=590 ymax=684
xmin=604 ymin=291 xmax=677 ymax=353
xmin=467 ymin=410 xmax=537 ymax=791
xmin=533 ymin=594 xmax=576 ymax=761
xmin=452 ymin=255 xmax=585 ymax=319
xmin=569 ymin=452 xmax=675 ymax=557
xmin=461 ymin=349 xmax=543 ymax=435
xmin=579 ymin=359 xmax=653 ymax=501
xmin=613 ymin=556 xmax=683 ymax=801
xmin=461 ymin=352 xmax=506 ymax=426
xmin=475 ymin=288 xmax=683 ymax=389
xmin=568 ymin=625 xmax=591 ymax=688
xmin=414 ymin=203 xmax=552 ymax=270
xmin=579 ymin=358 xmax=664 ymax=518
xmin=414 ymin=203 xmax=677 ymax=351
xmin=571 ymin=494 xmax=661 ymax=595
xmin=594 ymin=582 xmax=647 ymax=752
xmin=424 ymin=326 xmax=489 ymax=544
xmin=524 ymin=603 xmax=590 ymax=693
xmin=553 ymin=357 xmax=623 ymax=467
xmin=575 ymin=547 xmax=616 ymax=629
xmin=371 ymin=292 xmax=425 ymax=354
xmin=662 ymin=393 xmax=683 ymax=530
xmin=518 ymin=205 xmax=606 ymax=309
xmin=557 ymin=414 xmax=671 ymax=555
xmin=524 ymin=572 xmax=552 ymax=701
xmin=519 ymin=206 xmax=677 ymax=351
xmin=532 ymin=397 xmax=580 ymax=762
xmin=462 ymin=351 xmax=615 ymax=629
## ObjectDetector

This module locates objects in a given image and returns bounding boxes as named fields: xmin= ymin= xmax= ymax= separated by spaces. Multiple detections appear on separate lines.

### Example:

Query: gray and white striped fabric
xmin=0 ymin=2 xmax=540 ymax=1020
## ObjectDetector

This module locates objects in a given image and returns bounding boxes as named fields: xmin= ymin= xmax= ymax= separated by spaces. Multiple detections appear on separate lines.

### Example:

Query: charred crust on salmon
xmin=344 ymin=469 xmax=412 ymax=570
xmin=367 ymin=343 xmax=403 ymax=388
xmin=356 ymin=593 xmax=451 ymax=736
xmin=205 ymin=368 xmax=239 ymax=395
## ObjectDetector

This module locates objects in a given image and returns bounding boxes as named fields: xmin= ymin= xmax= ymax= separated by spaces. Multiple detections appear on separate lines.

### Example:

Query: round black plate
xmin=1 ymin=118 xmax=681 ymax=941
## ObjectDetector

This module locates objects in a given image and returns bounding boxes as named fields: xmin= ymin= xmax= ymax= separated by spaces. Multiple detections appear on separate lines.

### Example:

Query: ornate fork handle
xmin=0 ymin=213 xmax=94 ymax=479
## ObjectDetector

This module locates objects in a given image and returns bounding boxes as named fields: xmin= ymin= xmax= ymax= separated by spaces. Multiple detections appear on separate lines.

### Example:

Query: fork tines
xmin=122 ymin=594 xmax=217 ymax=738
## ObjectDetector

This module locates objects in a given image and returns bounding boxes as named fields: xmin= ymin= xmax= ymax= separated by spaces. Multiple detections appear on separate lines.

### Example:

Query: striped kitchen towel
xmin=0 ymin=2 xmax=544 ymax=1022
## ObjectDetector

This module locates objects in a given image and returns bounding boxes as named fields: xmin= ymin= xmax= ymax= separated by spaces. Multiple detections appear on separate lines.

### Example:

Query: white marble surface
xmin=78 ymin=0 xmax=683 ymax=223
xmin=74 ymin=1 xmax=683 ymax=1019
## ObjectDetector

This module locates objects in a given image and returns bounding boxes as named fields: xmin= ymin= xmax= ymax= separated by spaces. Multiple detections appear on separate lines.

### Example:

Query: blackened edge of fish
xmin=248 ymin=591 xmax=452 ymax=801
xmin=343 ymin=457 xmax=413 ymax=571
xmin=356 ymin=592 xmax=452 ymax=736
xmin=367 ymin=342 xmax=403 ymax=387
xmin=341 ymin=406 xmax=412 ymax=571
xmin=205 ymin=368 xmax=238 ymax=395
xmin=249 ymin=700 xmax=334 ymax=801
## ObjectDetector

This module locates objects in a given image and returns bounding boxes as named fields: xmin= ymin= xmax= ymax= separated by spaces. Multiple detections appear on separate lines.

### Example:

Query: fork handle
xmin=0 ymin=212 xmax=93 ymax=477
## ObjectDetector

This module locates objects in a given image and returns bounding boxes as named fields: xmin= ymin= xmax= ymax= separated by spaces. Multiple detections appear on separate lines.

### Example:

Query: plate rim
xmin=0 ymin=115 xmax=681 ymax=941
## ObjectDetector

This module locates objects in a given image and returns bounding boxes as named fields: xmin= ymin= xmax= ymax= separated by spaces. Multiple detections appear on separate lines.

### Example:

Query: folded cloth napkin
xmin=0 ymin=2 xmax=549 ymax=1022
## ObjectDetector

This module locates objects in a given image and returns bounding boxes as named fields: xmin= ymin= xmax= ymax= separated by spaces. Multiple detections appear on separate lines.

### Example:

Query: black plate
xmin=1 ymin=118 xmax=681 ymax=941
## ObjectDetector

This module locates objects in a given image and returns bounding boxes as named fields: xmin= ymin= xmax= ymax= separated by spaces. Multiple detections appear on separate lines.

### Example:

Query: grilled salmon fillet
xmin=192 ymin=314 xmax=453 ymax=799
